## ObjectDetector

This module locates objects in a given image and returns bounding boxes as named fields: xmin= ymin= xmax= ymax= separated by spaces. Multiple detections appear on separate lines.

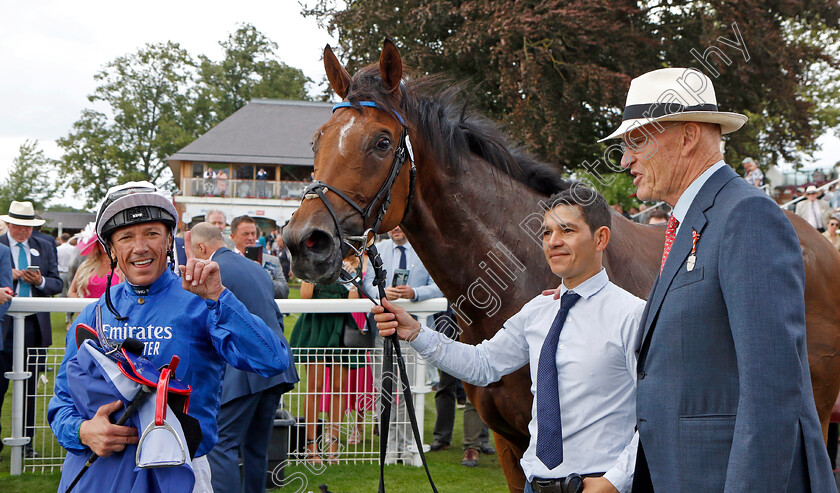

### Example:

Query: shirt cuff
xmin=408 ymin=325 xmax=437 ymax=354
xmin=37 ymin=278 xmax=46 ymax=290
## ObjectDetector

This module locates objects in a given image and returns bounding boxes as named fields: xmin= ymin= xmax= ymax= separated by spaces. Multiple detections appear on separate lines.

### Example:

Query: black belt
xmin=530 ymin=473 xmax=605 ymax=493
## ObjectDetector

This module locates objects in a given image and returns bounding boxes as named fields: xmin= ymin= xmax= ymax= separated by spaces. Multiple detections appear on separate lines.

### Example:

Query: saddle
xmin=75 ymin=320 xmax=202 ymax=465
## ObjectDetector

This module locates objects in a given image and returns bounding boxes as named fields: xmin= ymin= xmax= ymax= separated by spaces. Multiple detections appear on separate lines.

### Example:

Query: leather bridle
xmin=299 ymin=101 xmax=437 ymax=493
xmin=302 ymin=100 xmax=416 ymax=264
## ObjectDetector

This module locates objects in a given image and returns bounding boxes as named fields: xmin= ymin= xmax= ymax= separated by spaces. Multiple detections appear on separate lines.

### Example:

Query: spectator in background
xmin=191 ymin=223 xmax=298 ymax=493
xmin=217 ymin=169 xmax=228 ymax=196
xmin=205 ymin=209 xmax=236 ymax=250
xmin=647 ymin=209 xmax=669 ymax=225
xmin=57 ymin=233 xmax=78 ymax=295
xmin=57 ymin=232 xmax=81 ymax=323
xmin=290 ymin=256 xmax=363 ymax=464
xmin=0 ymin=201 xmax=63 ymax=458
xmin=428 ymin=309 xmax=496 ymax=468
xmin=362 ymin=225 xmax=444 ymax=464
xmin=628 ymin=206 xmax=640 ymax=222
xmin=795 ymin=186 xmax=832 ymax=232
xmin=742 ymin=157 xmax=765 ymax=187
xmin=230 ymin=215 xmax=288 ymax=299
xmin=68 ymin=231 xmax=123 ymax=299
xmin=611 ymin=203 xmax=633 ymax=221
xmin=824 ymin=184 xmax=839 ymax=210
xmin=823 ymin=217 xmax=840 ymax=252
xmin=274 ymin=228 xmax=291 ymax=282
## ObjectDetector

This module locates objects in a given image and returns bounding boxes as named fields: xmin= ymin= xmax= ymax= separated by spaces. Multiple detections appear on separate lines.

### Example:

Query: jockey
xmin=48 ymin=181 xmax=291 ymax=493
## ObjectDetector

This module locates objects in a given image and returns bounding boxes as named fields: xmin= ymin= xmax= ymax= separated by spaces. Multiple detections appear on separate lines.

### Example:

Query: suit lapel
xmin=639 ymin=166 xmax=739 ymax=352
xmin=0 ymin=236 xmax=13 ymax=291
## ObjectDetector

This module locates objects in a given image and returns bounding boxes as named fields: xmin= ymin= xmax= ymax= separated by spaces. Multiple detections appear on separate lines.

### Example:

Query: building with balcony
xmin=167 ymin=99 xmax=333 ymax=231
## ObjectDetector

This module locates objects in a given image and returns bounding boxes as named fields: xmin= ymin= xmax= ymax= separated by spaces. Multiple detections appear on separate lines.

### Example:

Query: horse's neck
xmin=603 ymin=216 xmax=664 ymax=300
xmin=402 ymin=157 xmax=554 ymax=343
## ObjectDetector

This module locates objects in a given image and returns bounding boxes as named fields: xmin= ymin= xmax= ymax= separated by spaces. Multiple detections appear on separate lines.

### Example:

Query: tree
xmin=56 ymin=26 xmax=313 ymax=207
xmin=0 ymin=140 xmax=59 ymax=214
xmin=303 ymin=0 xmax=840 ymax=176
xmin=57 ymin=42 xmax=198 ymax=206
xmin=195 ymin=23 xmax=313 ymax=126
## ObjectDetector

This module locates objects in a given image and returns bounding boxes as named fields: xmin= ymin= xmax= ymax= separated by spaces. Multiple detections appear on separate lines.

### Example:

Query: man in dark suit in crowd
xmin=604 ymin=68 xmax=835 ymax=491
xmin=0 ymin=201 xmax=63 ymax=457
xmin=230 ymin=215 xmax=288 ymax=299
xmin=190 ymin=222 xmax=299 ymax=493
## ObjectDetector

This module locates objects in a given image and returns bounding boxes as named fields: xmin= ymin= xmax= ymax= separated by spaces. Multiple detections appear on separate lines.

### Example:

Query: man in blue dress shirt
xmin=374 ymin=187 xmax=644 ymax=492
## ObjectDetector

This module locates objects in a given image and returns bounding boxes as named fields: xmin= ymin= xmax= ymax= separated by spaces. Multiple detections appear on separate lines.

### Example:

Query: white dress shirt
xmin=671 ymin=160 xmax=727 ymax=236
xmin=410 ymin=269 xmax=644 ymax=491
xmin=7 ymin=232 xmax=47 ymax=292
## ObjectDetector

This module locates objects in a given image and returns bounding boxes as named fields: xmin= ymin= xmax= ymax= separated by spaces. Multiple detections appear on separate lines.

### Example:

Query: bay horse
xmin=283 ymin=40 xmax=840 ymax=492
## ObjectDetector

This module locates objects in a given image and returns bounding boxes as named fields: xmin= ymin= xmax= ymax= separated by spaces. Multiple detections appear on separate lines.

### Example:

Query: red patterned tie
xmin=660 ymin=215 xmax=679 ymax=274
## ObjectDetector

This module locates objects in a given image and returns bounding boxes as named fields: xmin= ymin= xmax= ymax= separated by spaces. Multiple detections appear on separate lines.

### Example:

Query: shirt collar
xmin=559 ymin=268 xmax=608 ymax=300
xmin=7 ymin=232 xmax=27 ymax=248
xmin=672 ymin=160 xmax=727 ymax=224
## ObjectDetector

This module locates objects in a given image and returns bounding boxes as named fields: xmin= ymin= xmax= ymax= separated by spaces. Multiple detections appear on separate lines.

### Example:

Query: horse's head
xmin=283 ymin=40 xmax=415 ymax=283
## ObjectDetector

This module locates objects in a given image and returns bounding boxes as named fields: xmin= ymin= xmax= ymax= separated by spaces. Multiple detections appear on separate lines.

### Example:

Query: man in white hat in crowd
xmin=0 ymin=200 xmax=64 ymax=458
xmin=795 ymin=185 xmax=832 ymax=232
xmin=604 ymin=67 xmax=834 ymax=491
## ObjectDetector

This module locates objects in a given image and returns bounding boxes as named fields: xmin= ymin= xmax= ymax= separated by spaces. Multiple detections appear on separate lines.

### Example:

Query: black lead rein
xmin=304 ymin=100 xmax=435 ymax=493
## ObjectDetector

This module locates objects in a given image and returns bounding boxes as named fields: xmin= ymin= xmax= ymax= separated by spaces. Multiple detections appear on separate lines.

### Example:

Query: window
xmin=280 ymin=165 xmax=314 ymax=182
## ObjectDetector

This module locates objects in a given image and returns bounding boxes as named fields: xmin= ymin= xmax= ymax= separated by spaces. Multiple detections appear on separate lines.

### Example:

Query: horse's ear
xmin=324 ymin=44 xmax=351 ymax=100
xmin=379 ymin=39 xmax=402 ymax=94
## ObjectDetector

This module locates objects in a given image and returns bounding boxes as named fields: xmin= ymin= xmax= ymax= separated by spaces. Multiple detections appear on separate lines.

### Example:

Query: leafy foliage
xmin=195 ymin=24 xmax=312 ymax=125
xmin=56 ymin=25 xmax=311 ymax=207
xmin=0 ymin=140 xmax=59 ymax=214
xmin=303 ymin=0 xmax=840 ymax=177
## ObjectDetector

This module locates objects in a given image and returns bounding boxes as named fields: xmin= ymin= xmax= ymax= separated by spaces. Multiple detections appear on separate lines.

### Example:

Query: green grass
xmin=0 ymin=294 xmax=509 ymax=492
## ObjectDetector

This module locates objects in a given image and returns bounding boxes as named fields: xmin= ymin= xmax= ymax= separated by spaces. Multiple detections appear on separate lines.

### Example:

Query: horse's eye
xmin=375 ymin=137 xmax=391 ymax=150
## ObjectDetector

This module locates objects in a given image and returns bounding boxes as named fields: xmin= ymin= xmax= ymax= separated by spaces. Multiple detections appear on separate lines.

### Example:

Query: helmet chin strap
xmin=104 ymin=249 xmax=127 ymax=321
xmin=101 ymin=235 xmax=175 ymax=321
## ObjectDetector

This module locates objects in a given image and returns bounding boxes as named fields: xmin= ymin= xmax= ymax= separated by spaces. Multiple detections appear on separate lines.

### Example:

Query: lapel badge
xmin=686 ymin=229 xmax=699 ymax=272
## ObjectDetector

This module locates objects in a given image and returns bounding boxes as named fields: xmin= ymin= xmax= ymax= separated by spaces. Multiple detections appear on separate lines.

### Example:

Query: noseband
xmin=302 ymin=101 xmax=417 ymax=258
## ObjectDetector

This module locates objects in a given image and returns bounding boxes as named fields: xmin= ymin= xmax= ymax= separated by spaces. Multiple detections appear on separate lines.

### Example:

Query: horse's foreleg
xmin=494 ymin=432 xmax=527 ymax=493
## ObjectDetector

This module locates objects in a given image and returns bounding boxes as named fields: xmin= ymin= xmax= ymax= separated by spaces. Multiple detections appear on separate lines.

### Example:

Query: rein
xmin=301 ymin=101 xmax=436 ymax=493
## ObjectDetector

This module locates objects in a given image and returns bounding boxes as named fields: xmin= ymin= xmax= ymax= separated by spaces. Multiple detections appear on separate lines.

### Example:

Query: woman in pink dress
xmin=68 ymin=231 xmax=123 ymax=299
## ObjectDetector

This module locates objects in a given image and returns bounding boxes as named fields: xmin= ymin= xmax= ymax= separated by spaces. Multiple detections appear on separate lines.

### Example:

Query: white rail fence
xmin=3 ymin=296 xmax=447 ymax=475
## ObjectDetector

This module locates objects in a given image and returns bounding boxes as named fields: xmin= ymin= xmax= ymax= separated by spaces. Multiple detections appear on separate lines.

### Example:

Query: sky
xmin=0 ymin=0 xmax=338 ymax=208
xmin=0 ymin=1 xmax=837 ymax=211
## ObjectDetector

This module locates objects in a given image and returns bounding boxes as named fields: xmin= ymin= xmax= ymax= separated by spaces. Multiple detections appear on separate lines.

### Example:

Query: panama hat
xmin=0 ymin=201 xmax=45 ymax=227
xmin=805 ymin=186 xmax=820 ymax=194
xmin=599 ymin=68 xmax=748 ymax=142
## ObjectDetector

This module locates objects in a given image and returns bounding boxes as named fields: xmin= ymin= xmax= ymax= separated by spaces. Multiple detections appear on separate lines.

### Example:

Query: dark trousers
xmin=433 ymin=370 xmax=489 ymax=447
xmin=208 ymin=386 xmax=284 ymax=493
xmin=0 ymin=316 xmax=43 ymax=453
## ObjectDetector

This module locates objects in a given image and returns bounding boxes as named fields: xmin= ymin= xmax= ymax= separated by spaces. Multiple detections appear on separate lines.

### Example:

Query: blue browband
xmin=332 ymin=101 xmax=405 ymax=126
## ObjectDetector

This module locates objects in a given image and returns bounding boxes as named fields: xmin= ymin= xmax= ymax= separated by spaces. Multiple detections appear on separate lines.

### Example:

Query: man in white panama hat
xmin=0 ymin=200 xmax=64 ymax=458
xmin=795 ymin=185 xmax=832 ymax=232
xmin=603 ymin=68 xmax=835 ymax=492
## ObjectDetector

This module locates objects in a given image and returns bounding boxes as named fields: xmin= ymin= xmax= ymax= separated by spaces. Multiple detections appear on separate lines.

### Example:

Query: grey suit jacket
xmin=214 ymin=247 xmax=298 ymax=404
xmin=634 ymin=166 xmax=835 ymax=492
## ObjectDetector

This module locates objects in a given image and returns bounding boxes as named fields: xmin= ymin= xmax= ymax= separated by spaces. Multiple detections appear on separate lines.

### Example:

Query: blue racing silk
xmin=48 ymin=268 xmax=291 ymax=459
xmin=57 ymin=340 xmax=195 ymax=493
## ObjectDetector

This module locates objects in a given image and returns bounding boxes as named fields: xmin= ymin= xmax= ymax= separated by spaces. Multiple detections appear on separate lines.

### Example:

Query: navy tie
xmin=396 ymin=245 xmax=407 ymax=270
xmin=536 ymin=291 xmax=581 ymax=470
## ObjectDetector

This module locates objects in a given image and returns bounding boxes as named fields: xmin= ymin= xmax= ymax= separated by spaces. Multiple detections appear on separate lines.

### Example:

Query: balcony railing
xmin=182 ymin=178 xmax=310 ymax=200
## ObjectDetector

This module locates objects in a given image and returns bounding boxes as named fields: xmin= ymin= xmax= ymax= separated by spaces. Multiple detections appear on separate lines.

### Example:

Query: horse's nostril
xmin=303 ymin=230 xmax=333 ymax=256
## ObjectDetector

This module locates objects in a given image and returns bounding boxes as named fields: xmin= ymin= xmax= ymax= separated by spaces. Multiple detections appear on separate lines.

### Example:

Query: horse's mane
xmin=345 ymin=66 xmax=571 ymax=197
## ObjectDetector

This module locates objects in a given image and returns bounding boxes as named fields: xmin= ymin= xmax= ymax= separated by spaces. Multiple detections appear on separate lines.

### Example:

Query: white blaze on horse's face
xmin=338 ymin=116 xmax=356 ymax=157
